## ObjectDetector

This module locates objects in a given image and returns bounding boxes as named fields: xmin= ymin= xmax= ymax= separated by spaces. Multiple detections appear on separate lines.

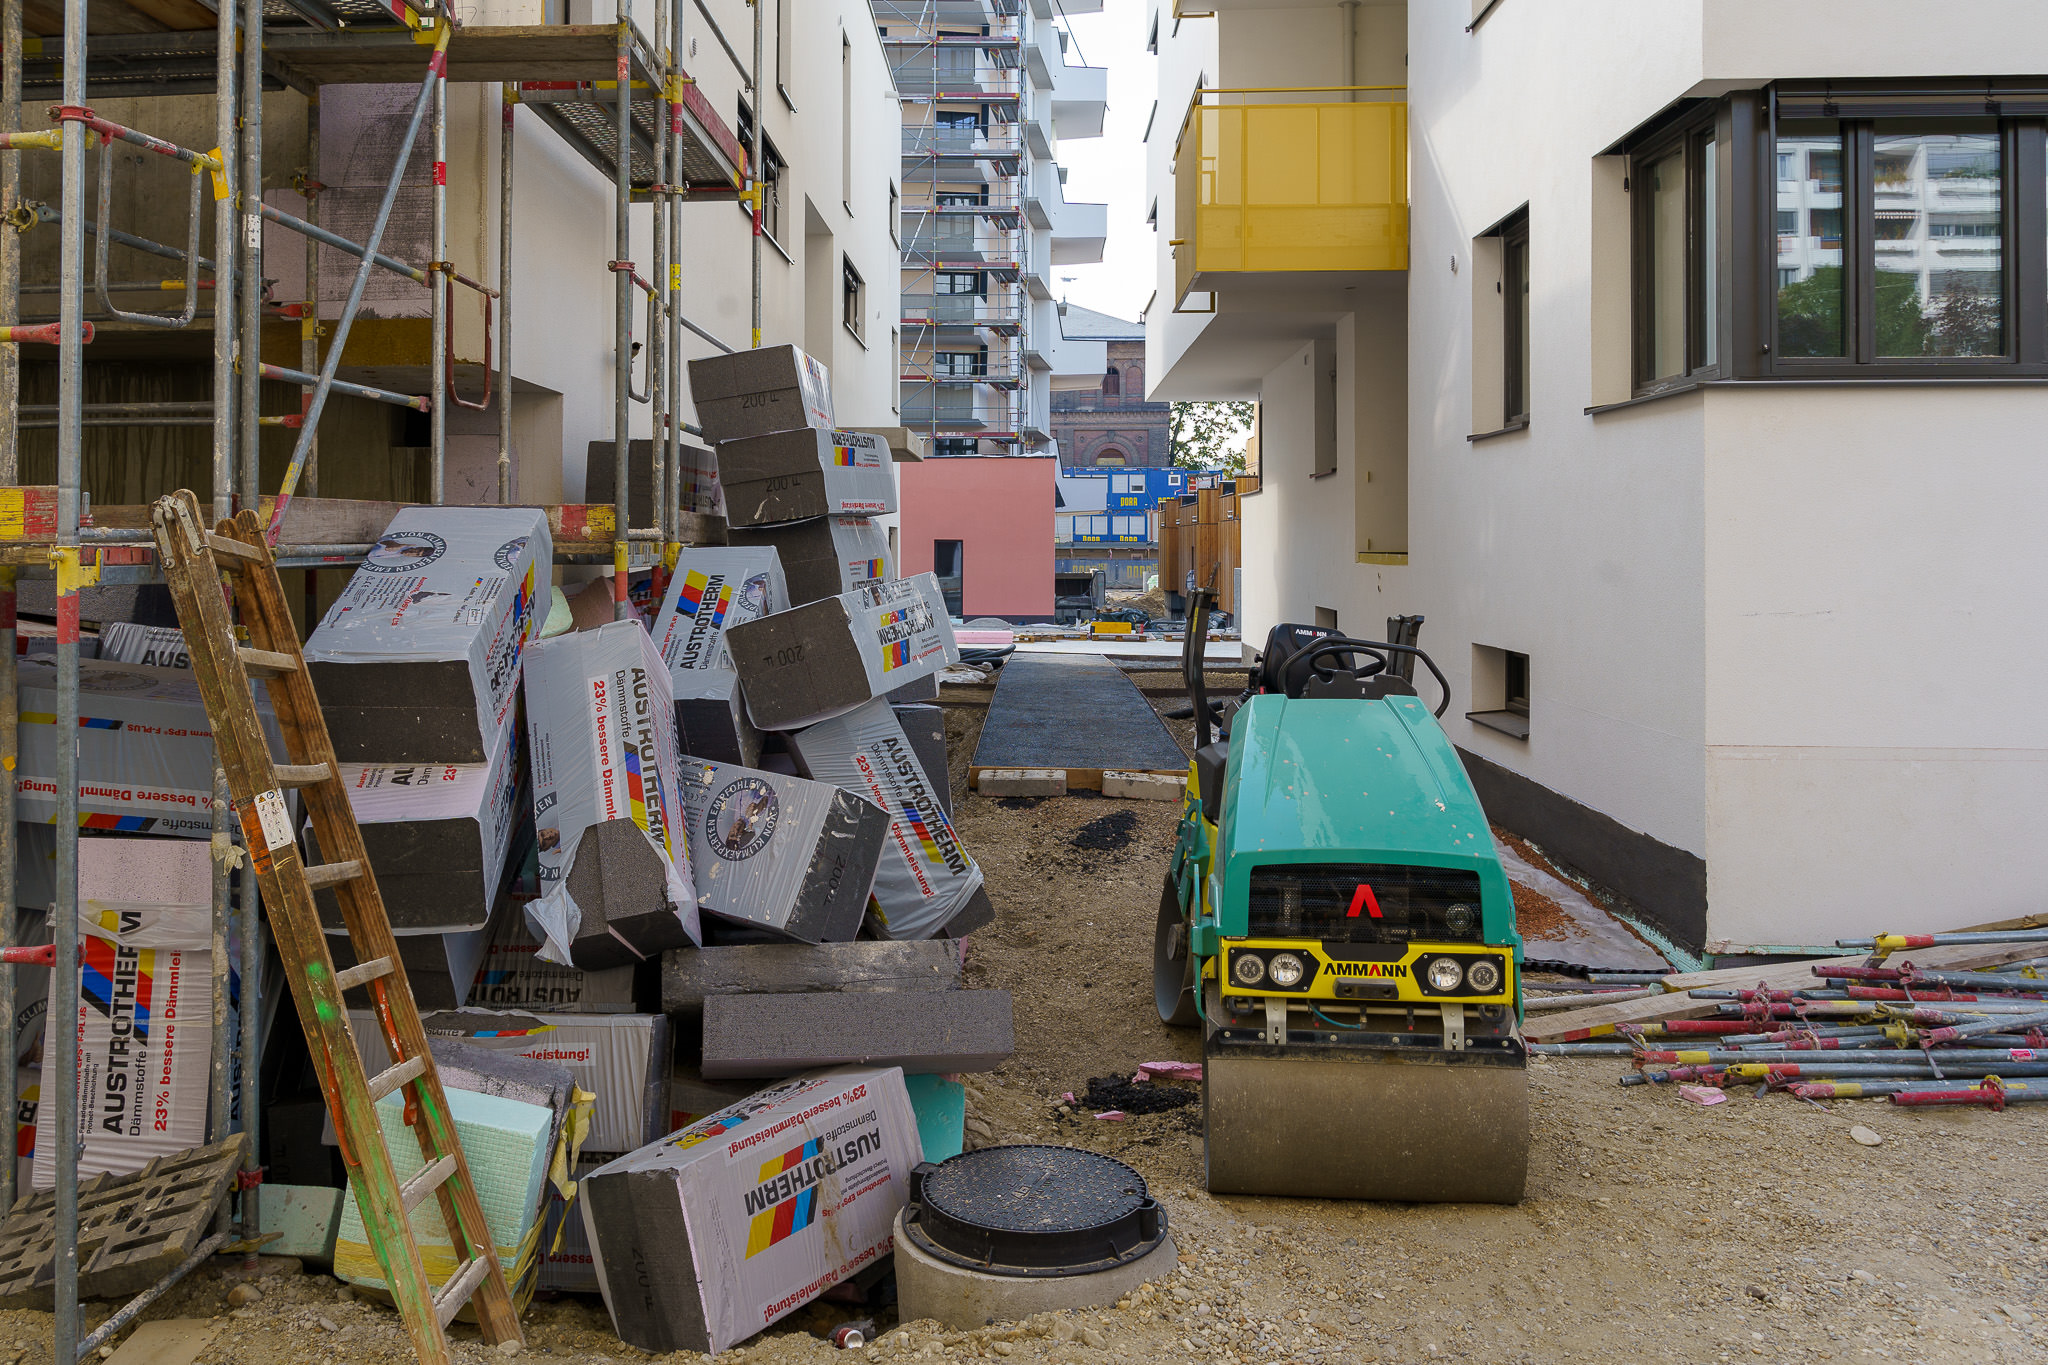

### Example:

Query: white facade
xmin=1146 ymin=0 xmax=2048 ymax=954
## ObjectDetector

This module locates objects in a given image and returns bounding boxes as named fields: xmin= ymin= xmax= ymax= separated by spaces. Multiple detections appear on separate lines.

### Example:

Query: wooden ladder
xmin=149 ymin=491 xmax=523 ymax=1364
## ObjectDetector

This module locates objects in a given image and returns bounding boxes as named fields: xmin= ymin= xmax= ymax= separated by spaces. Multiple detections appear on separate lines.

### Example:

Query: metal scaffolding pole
xmin=666 ymin=0 xmax=686 ymax=562
xmin=51 ymin=0 xmax=88 ymax=1358
xmin=0 ymin=0 xmax=19 ymax=1226
xmin=497 ymin=85 xmax=514 ymax=504
xmin=611 ymin=19 xmax=631 ymax=620
xmin=429 ymin=28 xmax=448 ymax=506
xmin=648 ymin=0 xmax=669 ymax=585
xmin=750 ymin=0 xmax=763 ymax=350
xmin=239 ymin=0 xmax=263 ymax=513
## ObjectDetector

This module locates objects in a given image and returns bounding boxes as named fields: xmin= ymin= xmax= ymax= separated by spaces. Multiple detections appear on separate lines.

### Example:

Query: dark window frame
xmin=1498 ymin=208 xmax=1531 ymax=422
xmin=842 ymin=256 xmax=866 ymax=344
xmin=1627 ymin=105 xmax=1725 ymax=395
xmin=1757 ymin=94 xmax=2048 ymax=378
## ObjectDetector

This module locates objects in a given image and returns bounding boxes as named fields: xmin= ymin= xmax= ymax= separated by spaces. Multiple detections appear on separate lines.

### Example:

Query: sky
xmin=1050 ymin=2 xmax=1156 ymax=326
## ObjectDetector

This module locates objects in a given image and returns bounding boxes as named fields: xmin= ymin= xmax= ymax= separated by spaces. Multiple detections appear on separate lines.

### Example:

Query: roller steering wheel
xmin=1282 ymin=637 xmax=1453 ymax=717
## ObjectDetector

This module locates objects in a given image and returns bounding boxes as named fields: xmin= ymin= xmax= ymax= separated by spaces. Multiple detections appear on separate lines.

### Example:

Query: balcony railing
xmin=901 ymin=292 xmax=1027 ymax=328
xmin=1172 ymin=87 xmax=1407 ymax=306
xmin=902 ymin=123 xmax=1026 ymax=159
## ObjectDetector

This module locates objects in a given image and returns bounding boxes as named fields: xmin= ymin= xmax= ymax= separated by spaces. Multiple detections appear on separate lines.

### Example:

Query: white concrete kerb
xmin=891 ymin=1207 xmax=1179 ymax=1332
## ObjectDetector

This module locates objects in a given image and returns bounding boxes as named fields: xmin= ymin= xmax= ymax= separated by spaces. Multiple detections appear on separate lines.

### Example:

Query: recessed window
xmin=1500 ymin=209 xmax=1530 ymax=423
xmin=842 ymin=257 xmax=865 ymax=343
xmin=1103 ymin=367 xmax=1121 ymax=396
xmin=889 ymin=183 xmax=899 ymax=248
xmin=1467 ymin=645 xmax=1530 ymax=740
xmin=1630 ymin=120 xmax=1718 ymax=390
xmin=735 ymin=103 xmax=786 ymax=247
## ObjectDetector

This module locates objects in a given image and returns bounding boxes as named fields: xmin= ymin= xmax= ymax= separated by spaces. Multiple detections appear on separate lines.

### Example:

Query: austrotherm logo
xmin=741 ymin=1127 xmax=884 ymax=1258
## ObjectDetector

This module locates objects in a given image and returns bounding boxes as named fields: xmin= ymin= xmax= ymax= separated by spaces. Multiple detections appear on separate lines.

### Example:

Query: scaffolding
xmin=879 ymin=0 xmax=1036 ymax=456
xmin=0 ymin=1 xmax=747 ymax=1358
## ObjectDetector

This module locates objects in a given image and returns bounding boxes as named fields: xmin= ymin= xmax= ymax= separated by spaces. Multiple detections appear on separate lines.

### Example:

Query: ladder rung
xmin=332 ymin=956 xmax=394 ymax=992
xmin=304 ymin=859 xmax=362 ymax=890
xmin=238 ymin=646 xmax=300 ymax=677
xmin=434 ymin=1256 xmax=492 ymax=1329
xmin=206 ymin=532 xmax=264 ymax=564
xmin=366 ymin=1053 xmax=426 ymax=1104
xmin=400 ymin=1154 xmax=458 ymax=1214
xmin=273 ymin=762 xmax=334 ymax=787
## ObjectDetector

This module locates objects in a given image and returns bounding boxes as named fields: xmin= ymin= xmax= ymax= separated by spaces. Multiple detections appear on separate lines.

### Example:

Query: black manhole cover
xmin=903 ymin=1145 xmax=1168 ymax=1278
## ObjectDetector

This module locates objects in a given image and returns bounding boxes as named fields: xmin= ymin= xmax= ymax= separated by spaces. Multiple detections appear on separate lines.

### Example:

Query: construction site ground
xmin=7 ymin=673 xmax=2045 ymax=1364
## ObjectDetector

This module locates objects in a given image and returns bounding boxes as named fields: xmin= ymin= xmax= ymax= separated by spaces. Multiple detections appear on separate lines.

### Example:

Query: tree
xmin=1170 ymin=401 xmax=1255 ymax=473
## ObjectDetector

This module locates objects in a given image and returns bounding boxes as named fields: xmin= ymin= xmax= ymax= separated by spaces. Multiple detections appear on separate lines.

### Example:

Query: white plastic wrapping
xmin=788 ymin=698 xmax=984 ymax=940
xmin=522 ymin=621 xmax=698 ymax=965
xmin=650 ymin=547 xmax=788 ymax=701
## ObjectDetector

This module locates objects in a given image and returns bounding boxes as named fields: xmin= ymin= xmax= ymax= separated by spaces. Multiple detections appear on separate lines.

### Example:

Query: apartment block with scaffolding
xmin=0 ymin=0 xmax=900 ymax=1357
xmin=874 ymin=0 xmax=1107 ymax=458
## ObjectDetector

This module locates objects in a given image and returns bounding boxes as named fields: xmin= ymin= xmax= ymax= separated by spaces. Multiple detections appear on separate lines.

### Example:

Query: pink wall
xmin=898 ymin=456 xmax=1055 ymax=618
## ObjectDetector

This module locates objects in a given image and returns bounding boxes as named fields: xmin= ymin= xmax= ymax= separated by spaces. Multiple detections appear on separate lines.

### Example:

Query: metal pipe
xmin=34 ymin=204 xmax=222 ymax=274
xmin=749 ymin=0 xmax=762 ymax=350
xmin=76 ymin=1231 xmax=234 ymax=1358
xmin=648 ymin=0 xmax=667 ymax=566
xmin=497 ymin=85 xmax=514 ymax=503
xmin=239 ymin=0 xmax=262 ymax=510
xmin=52 ymin=0 xmax=88 ymax=1355
xmin=0 ymin=0 xmax=21 ymax=1224
xmin=691 ymin=0 xmax=753 ymax=91
xmin=300 ymin=88 xmax=321 ymax=631
xmin=259 ymin=200 xmax=429 ymax=286
xmin=259 ymin=361 xmax=430 ymax=411
xmin=1841 ymin=928 xmax=2048 ymax=951
xmin=612 ymin=19 xmax=632 ymax=621
xmin=212 ymin=0 xmax=236 ymax=527
xmin=429 ymin=24 xmax=447 ymax=505
xmin=94 ymin=143 xmax=204 ymax=328
xmin=664 ymin=0 xmax=683 ymax=558
xmin=266 ymin=28 xmax=449 ymax=543
xmin=1525 ymin=988 xmax=1654 ymax=1011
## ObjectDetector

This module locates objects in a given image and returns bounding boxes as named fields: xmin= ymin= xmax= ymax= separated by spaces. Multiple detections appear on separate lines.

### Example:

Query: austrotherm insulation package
xmin=677 ymin=760 xmax=888 ymax=943
xmin=652 ymin=548 xmax=787 ymax=766
xmin=310 ymin=717 xmax=525 ymax=934
xmin=726 ymin=516 xmax=891 ymax=608
xmin=32 ymin=838 xmax=214 ymax=1187
xmin=716 ymin=428 xmax=894 ymax=526
xmin=16 ymin=658 xmax=282 ymax=838
xmin=350 ymin=1008 xmax=672 ymax=1154
xmin=303 ymin=505 xmax=550 ymax=764
xmin=725 ymin=574 xmax=958 ymax=732
xmin=523 ymin=621 xmax=699 ymax=969
xmin=788 ymin=699 xmax=984 ymax=941
xmin=687 ymin=343 xmax=834 ymax=445
xmin=582 ymin=1068 xmax=923 ymax=1355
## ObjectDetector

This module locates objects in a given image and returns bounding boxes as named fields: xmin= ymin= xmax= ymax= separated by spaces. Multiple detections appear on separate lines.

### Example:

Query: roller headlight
xmin=1266 ymin=952 xmax=1306 ymax=989
xmin=1445 ymin=903 xmax=1478 ymax=935
xmin=1466 ymin=959 xmax=1502 ymax=994
xmin=1231 ymin=952 xmax=1266 ymax=987
xmin=1426 ymin=957 xmax=1465 ymax=993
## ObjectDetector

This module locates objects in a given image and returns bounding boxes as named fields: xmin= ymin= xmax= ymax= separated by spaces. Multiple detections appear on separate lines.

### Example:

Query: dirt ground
xmin=10 ymin=671 xmax=2046 ymax=1364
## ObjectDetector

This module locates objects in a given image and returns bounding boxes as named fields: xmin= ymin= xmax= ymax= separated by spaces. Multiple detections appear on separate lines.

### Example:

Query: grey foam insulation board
xmin=659 ymin=939 xmax=962 ymax=1017
xmin=726 ymin=573 xmax=958 ymax=731
xmin=716 ymin=427 xmax=894 ymax=525
xmin=677 ymin=759 xmax=887 ymax=943
xmin=891 ymin=703 xmax=950 ymax=817
xmin=698 ymin=988 xmax=1013 ymax=1078
xmin=561 ymin=820 xmax=692 ymax=970
xmin=727 ymin=516 xmax=891 ymax=607
xmin=304 ymin=505 xmax=551 ymax=763
xmin=686 ymin=343 xmax=833 ymax=444
xmin=939 ymin=885 xmax=996 ymax=939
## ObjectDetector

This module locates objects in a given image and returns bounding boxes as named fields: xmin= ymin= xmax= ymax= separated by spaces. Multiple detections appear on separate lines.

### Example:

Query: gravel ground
xmin=9 ymin=675 xmax=2043 ymax=1364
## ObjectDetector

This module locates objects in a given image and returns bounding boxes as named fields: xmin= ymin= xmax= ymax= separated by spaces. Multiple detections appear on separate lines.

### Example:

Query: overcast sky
xmin=1052 ymin=2 xmax=1155 ymax=325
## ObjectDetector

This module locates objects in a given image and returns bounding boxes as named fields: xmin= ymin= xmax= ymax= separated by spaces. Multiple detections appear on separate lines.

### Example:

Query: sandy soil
xmin=10 ymin=682 xmax=2045 ymax=1364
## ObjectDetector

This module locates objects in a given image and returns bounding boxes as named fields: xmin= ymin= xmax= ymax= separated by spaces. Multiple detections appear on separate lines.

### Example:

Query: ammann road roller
xmin=1153 ymin=594 xmax=1528 ymax=1203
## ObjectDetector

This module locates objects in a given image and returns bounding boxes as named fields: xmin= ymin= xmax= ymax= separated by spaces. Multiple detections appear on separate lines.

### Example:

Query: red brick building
xmin=1051 ymin=306 xmax=1172 ymax=468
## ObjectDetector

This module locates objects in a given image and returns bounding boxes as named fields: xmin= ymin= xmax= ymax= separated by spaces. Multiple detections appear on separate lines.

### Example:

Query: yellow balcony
xmin=1173 ymin=88 xmax=1408 ymax=307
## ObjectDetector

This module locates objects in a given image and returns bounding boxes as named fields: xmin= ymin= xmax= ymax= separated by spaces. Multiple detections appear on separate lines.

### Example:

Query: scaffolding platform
xmin=969 ymin=654 xmax=1190 ymax=788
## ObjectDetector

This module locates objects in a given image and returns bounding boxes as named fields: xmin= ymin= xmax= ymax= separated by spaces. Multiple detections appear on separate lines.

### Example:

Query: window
xmin=1467 ymin=645 xmax=1530 ymax=740
xmin=889 ymin=183 xmax=899 ymax=247
xmin=1630 ymin=118 xmax=1718 ymax=389
xmin=934 ymin=437 xmax=975 ymax=458
xmin=842 ymin=257 xmax=865 ymax=343
xmin=774 ymin=0 xmax=792 ymax=107
xmin=1095 ymin=449 xmax=1127 ymax=466
xmin=1499 ymin=209 xmax=1530 ymax=423
xmin=1102 ymin=367 xmax=1121 ymax=396
xmin=735 ymin=104 xmax=786 ymax=246
xmin=935 ymin=271 xmax=983 ymax=297
xmin=934 ymin=348 xmax=985 ymax=378
xmin=933 ymin=540 xmax=964 ymax=615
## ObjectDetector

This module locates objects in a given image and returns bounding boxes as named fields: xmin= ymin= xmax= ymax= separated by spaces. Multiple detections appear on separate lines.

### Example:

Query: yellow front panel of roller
xmin=1219 ymin=939 xmax=1515 ymax=1006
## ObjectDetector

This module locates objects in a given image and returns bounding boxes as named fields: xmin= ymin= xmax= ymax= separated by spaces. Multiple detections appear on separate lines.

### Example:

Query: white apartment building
xmin=871 ymin=0 xmax=1110 ymax=457
xmin=1145 ymin=0 xmax=2048 ymax=956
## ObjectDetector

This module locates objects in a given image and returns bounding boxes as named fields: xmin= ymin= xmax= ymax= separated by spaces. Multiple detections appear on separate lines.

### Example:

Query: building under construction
xmin=872 ymin=0 xmax=1107 ymax=458
xmin=0 ymin=0 xmax=903 ymax=1356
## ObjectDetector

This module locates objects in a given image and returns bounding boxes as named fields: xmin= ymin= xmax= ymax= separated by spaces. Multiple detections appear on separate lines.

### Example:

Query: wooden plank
xmin=1528 ymin=941 xmax=2048 ymax=1043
